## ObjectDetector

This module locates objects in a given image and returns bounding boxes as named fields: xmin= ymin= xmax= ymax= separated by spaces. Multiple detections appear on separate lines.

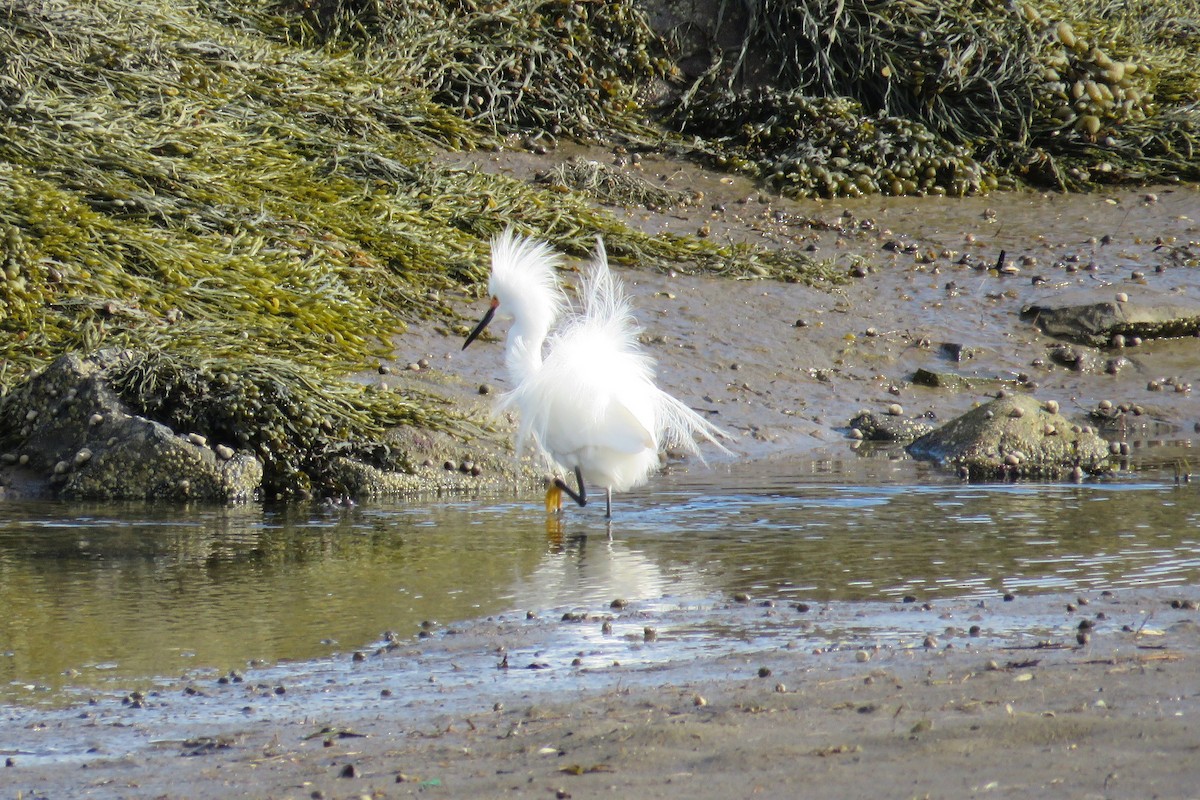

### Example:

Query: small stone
xmin=187 ymin=432 xmax=207 ymax=447
xmin=855 ymin=650 xmax=870 ymax=663
xmin=88 ymin=413 xmax=104 ymax=426
xmin=1115 ymin=292 xmax=1129 ymax=303
xmin=757 ymin=666 xmax=772 ymax=678
xmin=1042 ymin=399 xmax=1059 ymax=414
xmin=215 ymin=444 xmax=235 ymax=461
xmin=73 ymin=448 xmax=92 ymax=467
xmin=887 ymin=403 xmax=903 ymax=416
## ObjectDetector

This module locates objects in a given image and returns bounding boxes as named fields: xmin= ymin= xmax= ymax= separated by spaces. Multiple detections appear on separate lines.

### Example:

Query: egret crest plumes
xmin=464 ymin=229 xmax=730 ymax=516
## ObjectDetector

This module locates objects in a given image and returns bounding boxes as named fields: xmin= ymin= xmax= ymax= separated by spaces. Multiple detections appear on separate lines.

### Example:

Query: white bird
xmin=463 ymin=228 xmax=729 ymax=517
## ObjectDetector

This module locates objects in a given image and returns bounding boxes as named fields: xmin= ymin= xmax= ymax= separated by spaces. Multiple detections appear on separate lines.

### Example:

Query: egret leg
xmin=605 ymin=487 xmax=612 ymax=519
xmin=554 ymin=466 xmax=588 ymax=508
xmin=544 ymin=481 xmax=564 ymax=514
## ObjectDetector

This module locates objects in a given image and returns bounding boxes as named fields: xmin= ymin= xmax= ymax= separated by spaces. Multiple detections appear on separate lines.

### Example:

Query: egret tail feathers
xmin=655 ymin=391 xmax=734 ymax=462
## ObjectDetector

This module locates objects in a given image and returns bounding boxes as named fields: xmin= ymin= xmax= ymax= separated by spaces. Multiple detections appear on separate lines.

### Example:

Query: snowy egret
xmin=463 ymin=229 xmax=730 ymax=517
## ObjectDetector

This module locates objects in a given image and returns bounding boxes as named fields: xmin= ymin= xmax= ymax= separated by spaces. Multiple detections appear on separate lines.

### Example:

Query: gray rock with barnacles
xmin=0 ymin=351 xmax=261 ymax=501
xmin=907 ymin=394 xmax=1111 ymax=479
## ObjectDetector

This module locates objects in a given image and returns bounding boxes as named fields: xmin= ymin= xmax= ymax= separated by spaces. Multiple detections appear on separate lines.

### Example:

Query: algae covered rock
xmin=848 ymin=410 xmax=933 ymax=443
xmin=1023 ymin=293 xmax=1200 ymax=347
xmin=907 ymin=394 xmax=1111 ymax=479
xmin=0 ymin=351 xmax=261 ymax=501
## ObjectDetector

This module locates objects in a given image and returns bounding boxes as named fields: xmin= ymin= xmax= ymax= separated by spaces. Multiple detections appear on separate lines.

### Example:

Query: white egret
xmin=463 ymin=229 xmax=730 ymax=516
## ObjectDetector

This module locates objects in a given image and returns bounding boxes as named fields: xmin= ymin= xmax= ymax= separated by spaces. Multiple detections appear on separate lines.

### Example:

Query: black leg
xmin=554 ymin=466 xmax=588 ymax=508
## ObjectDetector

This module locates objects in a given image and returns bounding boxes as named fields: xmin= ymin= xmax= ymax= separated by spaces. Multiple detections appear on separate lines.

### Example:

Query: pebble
xmin=886 ymin=403 xmax=903 ymax=416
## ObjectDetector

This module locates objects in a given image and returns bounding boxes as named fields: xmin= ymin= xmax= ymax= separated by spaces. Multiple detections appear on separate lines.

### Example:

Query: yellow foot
xmin=544 ymin=482 xmax=563 ymax=514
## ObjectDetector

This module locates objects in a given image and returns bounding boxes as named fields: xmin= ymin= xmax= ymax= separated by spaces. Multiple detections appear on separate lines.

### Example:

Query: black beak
xmin=462 ymin=299 xmax=498 ymax=350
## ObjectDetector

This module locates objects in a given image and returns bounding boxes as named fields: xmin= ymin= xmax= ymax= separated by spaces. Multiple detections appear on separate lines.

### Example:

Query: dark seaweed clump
xmin=667 ymin=0 xmax=1200 ymax=196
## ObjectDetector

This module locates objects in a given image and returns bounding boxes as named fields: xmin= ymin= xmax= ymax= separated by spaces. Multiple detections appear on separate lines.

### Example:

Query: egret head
xmin=463 ymin=229 xmax=564 ymax=351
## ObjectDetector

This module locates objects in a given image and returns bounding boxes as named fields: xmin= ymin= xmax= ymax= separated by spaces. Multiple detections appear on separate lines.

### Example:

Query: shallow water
xmin=2 ymin=461 xmax=1199 ymax=706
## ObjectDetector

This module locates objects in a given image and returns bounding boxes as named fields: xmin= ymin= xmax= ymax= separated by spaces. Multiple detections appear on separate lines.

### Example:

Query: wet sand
xmin=6 ymin=589 xmax=1200 ymax=799
xmin=5 ymin=152 xmax=1200 ymax=799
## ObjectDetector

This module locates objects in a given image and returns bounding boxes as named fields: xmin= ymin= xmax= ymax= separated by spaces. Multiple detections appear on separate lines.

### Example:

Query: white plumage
xmin=464 ymin=229 xmax=729 ymax=516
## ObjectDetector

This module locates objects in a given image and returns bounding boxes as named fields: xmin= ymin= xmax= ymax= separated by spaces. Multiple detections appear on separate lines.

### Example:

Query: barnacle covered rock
xmin=908 ymin=395 xmax=1111 ymax=479
xmin=0 ymin=351 xmax=261 ymax=501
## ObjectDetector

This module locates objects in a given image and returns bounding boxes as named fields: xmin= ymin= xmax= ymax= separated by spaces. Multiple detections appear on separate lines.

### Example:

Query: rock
xmin=907 ymin=394 xmax=1111 ymax=479
xmin=848 ymin=410 xmax=933 ymax=443
xmin=0 ymin=351 xmax=261 ymax=501
xmin=1045 ymin=343 xmax=1101 ymax=372
xmin=912 ymin=367 xmax=1011 ymax=392
xmin=938 ymin=342 xmax=978 ymax=362
xmin=1022 ymin=292 xmax=1200 ymax=347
